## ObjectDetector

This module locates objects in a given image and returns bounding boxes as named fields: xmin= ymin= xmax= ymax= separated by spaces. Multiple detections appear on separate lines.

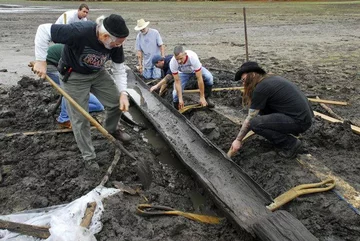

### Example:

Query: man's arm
xmin=33 ymin=23 xmax=52 ymax=78
xmin=137 ymin=50 xmax=143 ymax=73
xmin=112 ymin=62 xmax=129 ymax=112
xmin=150 ymin=74 xmax=172 ymax=92
xmin=229 ymin=108 xmax=259 ymax=154
xmin=195 ymin=69 xmax=206 ymax=106
xmin=173 ymin=73 xmax=183 ymax=108
xmin=236 ymin=109 xmax=259 ymax=141
xmin=160 ymin=45 xmax=165 ymax=57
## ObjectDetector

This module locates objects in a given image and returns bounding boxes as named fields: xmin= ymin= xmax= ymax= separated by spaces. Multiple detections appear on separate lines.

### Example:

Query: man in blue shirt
xmin=135 ymin=19 xmax=165 ymax=79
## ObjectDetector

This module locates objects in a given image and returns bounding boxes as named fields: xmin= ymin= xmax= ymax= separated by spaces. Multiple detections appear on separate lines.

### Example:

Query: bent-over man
xmin=170 ymin=46 xmax=214 ymax=110
xmin=33 ymin=14 xmax=131 ymax=170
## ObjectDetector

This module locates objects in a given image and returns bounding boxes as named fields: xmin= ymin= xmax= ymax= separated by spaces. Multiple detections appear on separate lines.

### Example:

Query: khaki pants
xmin=60 ymin=69 xmax=122 ymax=160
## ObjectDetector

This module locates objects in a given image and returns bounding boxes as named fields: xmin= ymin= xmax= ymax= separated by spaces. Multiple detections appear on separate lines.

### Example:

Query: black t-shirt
xmin=51 ymin=21 xmax=125 ymax=74
xmin=250 ymin=76 xmax=313 ymax=124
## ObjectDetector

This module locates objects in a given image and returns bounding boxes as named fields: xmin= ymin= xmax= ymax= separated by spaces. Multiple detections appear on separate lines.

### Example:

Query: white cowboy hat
xmin=134 ymin=18 xmax=150 ymax=31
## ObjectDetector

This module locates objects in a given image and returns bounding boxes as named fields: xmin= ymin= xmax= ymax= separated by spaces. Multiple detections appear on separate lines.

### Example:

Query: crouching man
xmin=229 ymin=62 xmax=313 ymax=158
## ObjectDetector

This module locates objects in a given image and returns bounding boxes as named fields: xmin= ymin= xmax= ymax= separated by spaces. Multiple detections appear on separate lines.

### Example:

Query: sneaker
xmin=111 ymin=129 xmax=131 ymax=144
xmin=84 ymin=159 xmax=100 ymax=170
xmin=278 ymin=139 xmax=302 ymax=159
xmin=58 ymin=120 xmax=72 ymax=129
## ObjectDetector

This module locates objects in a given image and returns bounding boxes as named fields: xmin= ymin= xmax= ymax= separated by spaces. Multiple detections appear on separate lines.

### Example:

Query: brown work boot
xmin=58 ymin=120 xmax=72 ymax=129
xmin=111 ymin=129 xmax=131 ymax=144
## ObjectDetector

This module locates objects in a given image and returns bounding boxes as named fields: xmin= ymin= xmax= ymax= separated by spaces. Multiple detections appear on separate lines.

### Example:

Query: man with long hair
xmin=229 ymin=62 xmax=313 ymax=158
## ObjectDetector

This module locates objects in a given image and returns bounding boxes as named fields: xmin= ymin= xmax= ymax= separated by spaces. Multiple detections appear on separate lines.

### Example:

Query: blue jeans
xmin=172 ymin=67 xmax=213 ymax=102
xmin=250 ymin=113 xmax=311 ymax=149
xmin=47 ymin=71 xmax=104 ymax=123
xmin=143 ymin=66 xmax=161 ymax=79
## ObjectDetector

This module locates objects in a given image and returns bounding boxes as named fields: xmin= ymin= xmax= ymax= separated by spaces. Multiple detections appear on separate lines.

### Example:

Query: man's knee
xmin=249 ymin=117 xmax=262 ymax=132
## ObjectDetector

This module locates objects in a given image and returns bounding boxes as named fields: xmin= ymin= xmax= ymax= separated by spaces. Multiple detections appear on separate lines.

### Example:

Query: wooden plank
xmin=314 ymin=111 xmax=360 ymax=134
xmin=297 ymin=154 xmax=360 ymax=209
xmin=0 ymin=219 xmax=50 ymax=239
xmin=252 ymin=210 xmax=318 ymax=241
xmin=80 ymin=202 xmax=97 ymax=228
xmin=308 ymin=98 xmax=348 ymax=106
xmin=183 ymin=87 xmax=244 ymax=93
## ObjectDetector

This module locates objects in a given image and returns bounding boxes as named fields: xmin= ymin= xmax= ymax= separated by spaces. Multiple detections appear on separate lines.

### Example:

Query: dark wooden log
xmin=252 ymin=210 xmax=318 ymax=241
xmin=127 ymin=69 xmax=319 ymax=240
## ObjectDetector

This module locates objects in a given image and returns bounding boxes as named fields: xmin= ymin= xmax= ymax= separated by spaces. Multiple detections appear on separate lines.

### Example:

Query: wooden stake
xmin=183 ymin=87 xmax=244 ymax=93
xmin=0 ymin=219 xmax=50 ymax=239
xmin=4 ymin=127 xmax=96 ymax=137
xmin=308 ymin=98 xmax=348 ymax=106
xmin=314 ymin=111 xmax=360 ymax=134
xmin=80 ymin=202 xmax=97 ymax=228
xmin=316 ymin=96 xmax=344 ymax=120
xmin=99 ymin=149 xmax=121 ymax=186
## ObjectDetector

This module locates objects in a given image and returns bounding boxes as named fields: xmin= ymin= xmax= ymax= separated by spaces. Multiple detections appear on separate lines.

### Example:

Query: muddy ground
xmin=0 ymin=1 xmax=360 ymax=241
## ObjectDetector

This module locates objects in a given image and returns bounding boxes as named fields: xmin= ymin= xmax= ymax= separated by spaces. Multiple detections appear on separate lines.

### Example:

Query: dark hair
xmin=79 ymin=4 xmax=89 ymax=11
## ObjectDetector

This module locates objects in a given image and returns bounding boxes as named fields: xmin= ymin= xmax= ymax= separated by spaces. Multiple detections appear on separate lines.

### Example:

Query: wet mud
xmin=1 ymin=1 xmax=360 ymax=241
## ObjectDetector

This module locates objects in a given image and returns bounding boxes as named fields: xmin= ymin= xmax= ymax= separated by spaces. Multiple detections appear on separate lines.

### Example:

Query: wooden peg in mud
xmin=316 ymin=96 xmax=344 ymax=120
xmin=80 ymin=202 xmax=97 ymax=228
xmin=0 ymin=219 xmax=50 ymax=239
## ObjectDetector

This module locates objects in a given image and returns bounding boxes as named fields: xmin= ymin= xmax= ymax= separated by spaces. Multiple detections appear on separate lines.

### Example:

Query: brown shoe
xmin=111 ymin=129 xmax=131 ymax=144
xmin=58 ymin=120 xmax=72 ymax=129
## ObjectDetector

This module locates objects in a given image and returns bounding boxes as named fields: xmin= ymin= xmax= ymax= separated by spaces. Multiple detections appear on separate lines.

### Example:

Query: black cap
xmin=103 ymin=14 xmax=129 ymax=38
xmin=234 ymin=61 xmax=266 ymax=81
xmin=152 ymin=55 xmax=164 ymax=65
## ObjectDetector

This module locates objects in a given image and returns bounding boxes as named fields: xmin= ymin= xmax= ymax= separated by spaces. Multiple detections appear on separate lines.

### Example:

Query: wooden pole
xmin=243 ymin=7 xmax=249 ymax=61
xmin=99 ymin=149 xmax=121 ymax=186
xmin=316 ymin=96 xmax=344 ymax=120
xmin=0 ymin=219 xmax=50 ymax=239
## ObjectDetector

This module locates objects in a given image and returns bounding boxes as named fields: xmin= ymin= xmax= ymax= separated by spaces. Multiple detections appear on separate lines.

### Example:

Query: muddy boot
xmin=204 ymin=85 xmax=215 ymax=108
xmin=278 ymin=138 xmax=302 ymax=159
xmin=173 ymin=102 xmax=179 ymax=110
xmin=84 ymin=158 xmax=100 ymax=171
xmin=110 ymin=128 xmax=131 ymax=145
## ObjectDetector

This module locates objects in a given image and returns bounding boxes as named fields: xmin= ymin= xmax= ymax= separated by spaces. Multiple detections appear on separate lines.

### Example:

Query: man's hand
xmin=32 ymin=61 xmax=47 ymax=79
xmin=119 ymin=92 xmax=129 ymax=112
xmin=199 ymin=96 xmax=207 ymax=107
xmin=178 ymin=98 xmax=185 ymax=110
xmin=230 ymin=139 xmax=242 ymax=153
xmin=150 ymin=84 xmax=159 ymax=92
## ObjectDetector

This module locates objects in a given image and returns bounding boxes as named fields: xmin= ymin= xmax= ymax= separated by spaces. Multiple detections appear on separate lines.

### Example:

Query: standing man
xmin=46 ymin=44 xmax=104 ymax=129
xmin=55 ymin=3 xmax=89 ymax=24
xmin=170 ymin=45 xmax=214 ymax=110
xmin=229 ymin=61 xmax=314 ymax=158
xmin=33 ymin=14 xmax=131 ymax=169
xmin=135 ymin=18 xmax=165 ymax=79
xmin=150 ymin=54 xmax=174 ymax=96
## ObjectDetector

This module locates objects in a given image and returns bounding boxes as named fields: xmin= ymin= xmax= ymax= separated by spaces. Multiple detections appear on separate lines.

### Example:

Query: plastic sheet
xmin=0 ymin=186 xmax=120 ymax=241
